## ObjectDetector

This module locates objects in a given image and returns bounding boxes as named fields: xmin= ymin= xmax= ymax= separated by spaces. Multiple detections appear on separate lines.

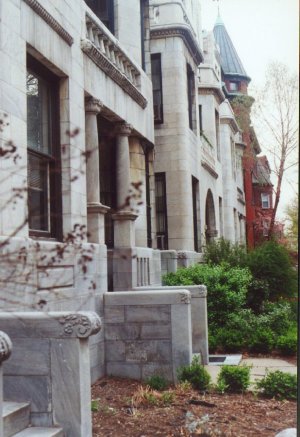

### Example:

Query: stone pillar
xmin=85 ymin=97 xmax=109 ymax=243
xmin=113 ymin=122 xmax=137 ymax=248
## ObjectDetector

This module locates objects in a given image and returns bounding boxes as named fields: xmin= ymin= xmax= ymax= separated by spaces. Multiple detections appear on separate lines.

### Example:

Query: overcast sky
xmin=201 ymin=0 xmax=299 ymax=220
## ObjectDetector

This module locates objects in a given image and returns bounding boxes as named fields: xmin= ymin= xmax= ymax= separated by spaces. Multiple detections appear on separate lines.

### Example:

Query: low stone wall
xmin=133 ymin=285 xmax=208 ymax=364
xmin=0 ymin=311 xmax=101 ymax=437
xmin=104 ymin=290 xmax=193 ymax=382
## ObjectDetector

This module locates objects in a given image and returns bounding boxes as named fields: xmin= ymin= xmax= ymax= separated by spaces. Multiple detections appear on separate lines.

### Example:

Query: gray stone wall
xmin=104 ymin=290 xmax=193 ymax=382
xmin=0 ymin=311 xmax=101 ymax=437
xmin=133 ymin=285 xmax=209 ymax=364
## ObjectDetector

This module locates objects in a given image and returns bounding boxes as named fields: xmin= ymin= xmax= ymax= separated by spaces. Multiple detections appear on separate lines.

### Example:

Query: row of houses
xmin=0 ymin=1 xmax=279 ymax=434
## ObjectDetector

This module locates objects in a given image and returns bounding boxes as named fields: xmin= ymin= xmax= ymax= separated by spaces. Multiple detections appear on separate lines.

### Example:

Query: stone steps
xmin=3 ymin=401 xmax=64 ymax=437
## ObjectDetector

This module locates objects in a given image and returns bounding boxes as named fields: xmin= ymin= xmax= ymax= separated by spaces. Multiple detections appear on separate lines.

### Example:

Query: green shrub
xmin=203 ymin=238 xmax=247 ymax=267
xmin=276 ymin=328 xmax=297 ymax=355
xmin=164 ymin=263 xmax=252 ymax=328
xmin=246 ymin=241 xmax=298 ymax=301
xmin=145 ymin=375 xmax=169 ymax=391
xmin=249 ymin=328 xmax=275 ymax=353
xmin=262 ymin=301 xmax=294 ymax=334
xmin=217 ymin=365 xmax=251 ymax=393
xmin=208 ymin=332 xmax=218 ymax=353
xmin=215 ymin=328 xmax=246 ymax=353
xmin=256 ymin=370 xmax=297 ymax=400
xmin=177 ymin=356 xmax=211 ymax=391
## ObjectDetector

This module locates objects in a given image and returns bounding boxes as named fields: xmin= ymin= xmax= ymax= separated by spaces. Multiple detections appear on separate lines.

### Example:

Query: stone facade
xmin=0 ymin=2 xmax=250 ymax=433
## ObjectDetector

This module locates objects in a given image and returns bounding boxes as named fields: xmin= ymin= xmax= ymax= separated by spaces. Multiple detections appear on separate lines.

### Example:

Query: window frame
xmin=27 ymin=55 xmax=62 ymax=240
xmin=155 ymin=172 xmax=168 ymax=250
xmin=187 ymin=63 xmax=195 ymax=130
xmin=261 ymin=193 xmax=270 ymax=209
xmin=151 ymin=53 xmax=164 ymax=124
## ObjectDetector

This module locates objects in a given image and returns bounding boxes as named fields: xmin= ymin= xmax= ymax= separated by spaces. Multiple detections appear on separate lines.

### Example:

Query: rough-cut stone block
xmin=104 ymin=306 xmax=125 ymax=323
xmin=105 ymin=341 xmax=125 ymax=361
xmin=104 ymin=324 xmax=141 ymax=341
xmin=141 ymin=363 xmax=173 ymax=382
xmin=106 ymin=362 xmax=141 ymax=380
xmin=126 ymin=306 xmax=170 ymax=323
xmin=140 ymin=323 xmax=171 ymax=339
xmin=125 ymin=340 xmax=171 ymax=363
xmin=171 ymin=304 xmax=193 ymax=381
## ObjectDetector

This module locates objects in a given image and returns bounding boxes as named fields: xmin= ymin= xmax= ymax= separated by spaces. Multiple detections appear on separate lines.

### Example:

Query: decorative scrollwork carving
xmin=0 ymin=331 xmax=12 ymax=363
xmin=59 ymin=313 xmax=102 ymax=338
xmin=180 ymin=291 xmax=191 ymax=304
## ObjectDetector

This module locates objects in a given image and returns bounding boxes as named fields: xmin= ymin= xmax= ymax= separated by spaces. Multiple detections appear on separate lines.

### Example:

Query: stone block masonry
xmin=104 ymin=290 xmax=193 ymax=382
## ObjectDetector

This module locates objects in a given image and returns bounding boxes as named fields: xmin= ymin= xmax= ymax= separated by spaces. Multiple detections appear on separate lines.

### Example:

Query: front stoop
xmin=3 ymin=402 xmax=64 ymax=437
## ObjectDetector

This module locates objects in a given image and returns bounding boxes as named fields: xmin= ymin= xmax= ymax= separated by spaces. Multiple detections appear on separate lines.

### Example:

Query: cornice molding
xmin=150 ymin=25 xmax=203 ymax=65
xmin=220 ymin=116 xmax=239 ymax=134
xmin=23 ymin=0 xmax=74 ymax=46
xmin=81 ymin=39 xmax=147 ymax=109
xmin=198 ymin=85 xmax=225 ymax=104
xmin=201 ymin=160 xmax=218 ymax=179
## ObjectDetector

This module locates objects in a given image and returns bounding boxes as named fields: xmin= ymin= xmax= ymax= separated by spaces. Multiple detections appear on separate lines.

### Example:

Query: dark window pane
xmin=28 ymin=153 xmax=49 ymax=231
xmin=155 ymin=173 xmax=168 ymax=249
xmin=151 ymin=54 xmax=163 ymax=123
xmin=85 ymin=0 xmax=114 ymax=33
xmin=27 ymin=72 xmax=51 ymax=155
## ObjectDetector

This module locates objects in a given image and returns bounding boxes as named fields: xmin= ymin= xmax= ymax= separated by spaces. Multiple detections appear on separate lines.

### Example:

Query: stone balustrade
xmin=0 ymin=311 xmax=101 ymax=437
xmin=81 ymin=13 xmax=147 ymax=109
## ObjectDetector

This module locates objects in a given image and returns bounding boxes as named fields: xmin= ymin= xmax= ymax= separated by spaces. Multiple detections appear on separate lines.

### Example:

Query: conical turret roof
xmin=213 ymin=15 xmax=250 ymax=82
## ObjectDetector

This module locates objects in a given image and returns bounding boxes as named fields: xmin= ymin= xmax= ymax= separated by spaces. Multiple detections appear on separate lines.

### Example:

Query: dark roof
xmin=213 ymin=15 xmax=250 ymax=82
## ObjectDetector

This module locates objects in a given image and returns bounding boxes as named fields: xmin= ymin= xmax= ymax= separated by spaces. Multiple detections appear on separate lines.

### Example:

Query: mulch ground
xmin=91 ymin=376 xmax=297 ymax=437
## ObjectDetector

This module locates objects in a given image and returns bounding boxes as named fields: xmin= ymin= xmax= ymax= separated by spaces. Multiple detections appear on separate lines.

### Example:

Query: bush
xmin=249 ymin=328 xmax=275 ymax=353
xmin=246 ymin=241 xmax=298 ymax=302
xmin=164 ymin=263 xmax=252 ymax=328
xmin=215 ymin=328 xmax=246 ymax=353
xmin=217 ymin=365 xmax=251 ymax=393
xmin=203 ymin=238 xmax=247 ymax=267
xmin=177 ymin=356 xmax=211 ymax=391
xmin=145 ymin=375 xmax=169 ymax=391
xmin=276 ymin=328 xmax=297 ymax=355
xmin=256 ymin=370 xmax=297 ymax=400
xmin=262 ymin=301 xmax=294 ymax=335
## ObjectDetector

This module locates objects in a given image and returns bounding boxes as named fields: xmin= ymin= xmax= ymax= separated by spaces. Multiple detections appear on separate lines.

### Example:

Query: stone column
xmin=113 ymin=122 xmax=137 ymax=248
xmin=85 ymin=97 xmax=109 ymax=244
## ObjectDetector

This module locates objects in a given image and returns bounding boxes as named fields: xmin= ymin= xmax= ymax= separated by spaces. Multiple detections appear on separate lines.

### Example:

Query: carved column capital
xmin=0 ymin=331 xmax=12 ymax=364
xmin=85 ymin=97 xmax=104 ymax=115
xmin=115 ymin=122 xmax=133 ymax=137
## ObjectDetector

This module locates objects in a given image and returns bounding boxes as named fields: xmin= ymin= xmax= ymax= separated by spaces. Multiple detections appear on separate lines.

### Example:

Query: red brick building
xmin=213 ymin=15 xmax=276 ymax=248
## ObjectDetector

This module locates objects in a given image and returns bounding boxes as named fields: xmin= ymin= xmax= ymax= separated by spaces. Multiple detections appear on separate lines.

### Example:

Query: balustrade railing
xmin=81 ymin=13 xmax=147 ymax=108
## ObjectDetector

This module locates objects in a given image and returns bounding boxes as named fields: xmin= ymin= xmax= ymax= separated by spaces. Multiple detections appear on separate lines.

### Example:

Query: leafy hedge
xmin=163 ymin=240 xmax=298 ymax=355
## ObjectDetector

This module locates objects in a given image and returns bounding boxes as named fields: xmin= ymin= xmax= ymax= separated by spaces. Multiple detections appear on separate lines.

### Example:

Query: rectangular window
xmin=27 ymin=56 xmax=61 ymax=239
xmin=215 ymin=109 xmax=220 ymax=160
xmin=219 ymin=197 xmax=223 ymax=237
xmin=155 ymin=173 xmax=168 ymax=249
xmin=151 ymin=54 xmax=163 ymax=124
xmin=261 ymin=193 xmax=270 ymax=209
xmin=187 ymin=63 xmax=194 ymax=130
xmin=192 ymin=177 xmax=201 ymax=252
xmin=85 ymin=0 xmax=114 ymax=34
xmin=231 ymin=138 xmax=236 ymax=179
xmin=199 ymin=105 xmax=203 ymax=135
xmin=229 ymin=81 xmax=239 ymax=91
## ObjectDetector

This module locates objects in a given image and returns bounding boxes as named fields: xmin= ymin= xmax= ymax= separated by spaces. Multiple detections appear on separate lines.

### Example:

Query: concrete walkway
xmin=205 ymin=357 xmax=297 ymax=385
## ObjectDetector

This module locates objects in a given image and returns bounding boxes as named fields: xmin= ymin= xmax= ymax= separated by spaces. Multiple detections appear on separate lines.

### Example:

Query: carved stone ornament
xmin=85 ymin=97 xmax=104 ymax=115
xmin=180 ymin=291 xmax=191 ymax=304
xmin=59 ymin=312 xmax=102 ymax=338
xmin=0 ymin=331 xmax=12 ymax=364
xmin=115 ymin=122 xmax=133 ymax=137
xmin=24 ymin=0 xmax=74 ymax=46
xmin=81 ymin=39 xmax=147 ymax=109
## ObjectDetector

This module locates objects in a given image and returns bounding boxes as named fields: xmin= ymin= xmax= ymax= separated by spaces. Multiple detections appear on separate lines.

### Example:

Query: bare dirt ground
xmin=91 ymin=375 xmax=297 ymax=437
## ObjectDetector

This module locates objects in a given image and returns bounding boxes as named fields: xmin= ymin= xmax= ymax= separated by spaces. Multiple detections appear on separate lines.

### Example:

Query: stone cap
xmin=104 ymin=289 xmax=192 ymax=306
xmin=0 ymin=312 xmax=102 ymax=339
xmin=133 ymin=285 xmax=207 ymax=298
xmin=0 ymin=331 xmax=12 ymax=364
